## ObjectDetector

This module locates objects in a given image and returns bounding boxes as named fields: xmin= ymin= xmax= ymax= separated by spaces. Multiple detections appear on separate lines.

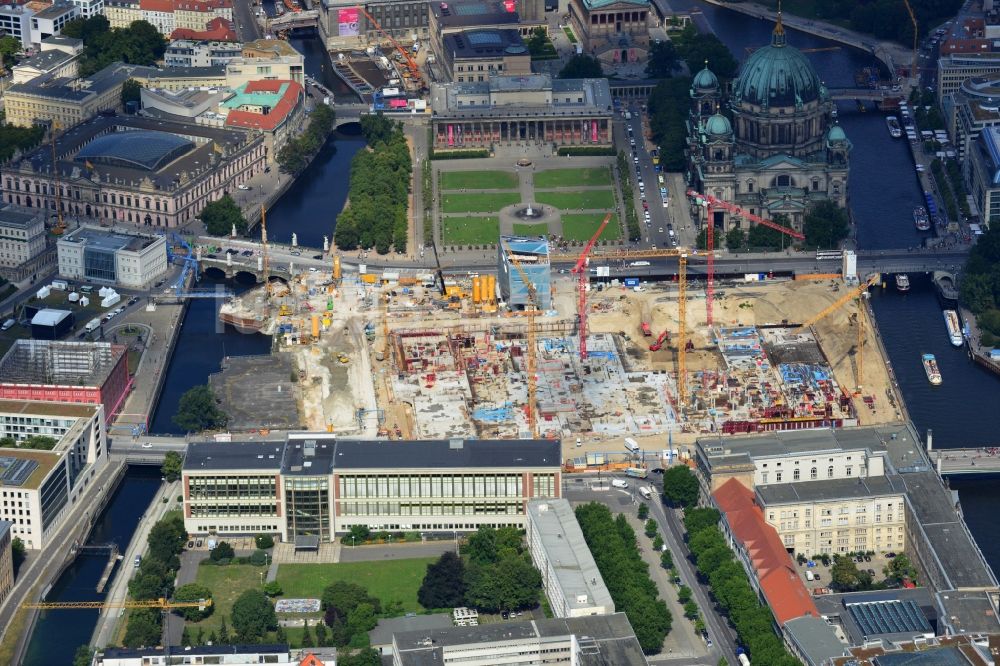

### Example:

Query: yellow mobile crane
xmin=500 ymin=239 xmax=541 ymax=439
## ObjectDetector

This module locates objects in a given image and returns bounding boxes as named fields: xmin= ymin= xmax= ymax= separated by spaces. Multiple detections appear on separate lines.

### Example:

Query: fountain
xmin=515 ymin=204 xmax=545 ymax=221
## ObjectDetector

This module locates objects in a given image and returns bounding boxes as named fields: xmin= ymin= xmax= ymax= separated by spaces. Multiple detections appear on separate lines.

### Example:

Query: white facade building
xmin=0 ymin=4 xmax=34 ymax=48
xmin=58 ymin=226 xmax=168 ymax=288
xmin=29 ymin=3 xmax=79 ymax=47
xmin=0 ymin=205 xmax=46 ymax=269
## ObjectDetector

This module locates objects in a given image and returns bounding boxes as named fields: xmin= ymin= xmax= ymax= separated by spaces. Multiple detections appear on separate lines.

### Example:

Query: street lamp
xmin=351 ymin=536 xmax=356 ymax=548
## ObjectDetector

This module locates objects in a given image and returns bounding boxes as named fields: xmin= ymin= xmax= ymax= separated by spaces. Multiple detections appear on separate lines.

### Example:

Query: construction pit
xmin=233 ymin=271 xmax=902 ymax=455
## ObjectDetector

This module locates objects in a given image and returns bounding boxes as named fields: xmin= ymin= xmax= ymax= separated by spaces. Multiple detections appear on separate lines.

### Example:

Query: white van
xmin=624 ymin=437 xmax=640 ymax=453
xmin=639 ymin=486 xmax=653 ymax=500
xmin=1 ymin=319 xmax=14 ymax=331
xmin=611 ymin=479 xmax=629 ymax=489
xmin=805 ymin=570 xmax=815 ymax=581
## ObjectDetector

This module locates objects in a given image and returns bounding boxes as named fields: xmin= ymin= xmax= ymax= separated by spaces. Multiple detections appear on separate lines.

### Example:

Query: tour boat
xmin=943 ymin=310 xmax=964 ymax=347
xmin=913 ymin=207 xmax=931 ymax=231
xmin=922 ymin=353 xmax=942 ymax=385
xmin=895 ymin=274 xmax=910 ymax=292
xmin=886 ymin=116 xmax=902 ymax=138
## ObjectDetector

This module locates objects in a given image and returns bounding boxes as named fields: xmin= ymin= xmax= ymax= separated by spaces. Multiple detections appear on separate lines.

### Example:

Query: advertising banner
xmin=448 ymin=125 xmax=454 ymax=146
xmin=338 ymin=8 xmax=359 ymax=36
xmin=591 ymin=121 xmax=598 ymax=142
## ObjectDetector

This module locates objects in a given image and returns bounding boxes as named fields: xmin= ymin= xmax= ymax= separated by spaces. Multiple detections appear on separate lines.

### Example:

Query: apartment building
xmin=164 ymin=39 xmax=242 ymax=67
xmin=29 ymin=3 xmax=78 ymax=45
xmin=0 ymin=400 xmax=108 ymax=549
xmin=182 ymin=435 xmax=562 ymax=542
xmin=104 ymin=0 xmax=232 ymax=35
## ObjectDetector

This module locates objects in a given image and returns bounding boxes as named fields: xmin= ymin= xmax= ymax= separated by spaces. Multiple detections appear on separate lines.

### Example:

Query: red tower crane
xmin=687 ymin=189 xmax=805 ymax=327
xmin=358 ymin=7 xmax=423 ymax=87
xmin=570 ymin=212 xmax=613 ymax=359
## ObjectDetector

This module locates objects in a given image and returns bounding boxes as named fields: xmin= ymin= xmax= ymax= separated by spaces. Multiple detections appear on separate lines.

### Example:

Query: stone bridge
xmin=269 ymin=9 xmax=319 ymax=31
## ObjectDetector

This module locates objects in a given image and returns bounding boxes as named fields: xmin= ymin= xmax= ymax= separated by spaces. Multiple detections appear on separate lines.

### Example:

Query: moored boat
xmin=943 ymin=309 xmax=964 ymax=347
xmin=886 ymin=116 xmax=902 ymax=138
xmin=913 ymin=207 xmax=930 ymax=231
xmin=922 ymin=353 xmax=942 ymax=385
xmin=895 ymin=274 xmax=910 ymax=292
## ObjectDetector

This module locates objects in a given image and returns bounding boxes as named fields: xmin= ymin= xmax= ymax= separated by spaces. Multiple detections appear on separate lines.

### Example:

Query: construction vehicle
xmin=687 ymin=189 xmax=804 ymax=327
xmin=570 ymin=212 xmax=613 ymax=359
xmin=640 ymin=302 xmax=652 ymax=336
xmin=359 ymin=7 xmax=423 ymax=89
xmin=337 ymin=352 xmax=350 ymax=364
xmin=802 ymin=274 xmax=879 ymax=393
xmin=23 ymin=597 xmax=212 ymax=610
xmin=500 ymin=238 xmax=540 ymax=438
xmin=649 ymin=329 xmax=670 ymax=352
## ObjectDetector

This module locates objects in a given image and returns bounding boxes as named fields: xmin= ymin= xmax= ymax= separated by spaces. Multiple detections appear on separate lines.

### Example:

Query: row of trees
xmin=769 ymin=0 xmax=962 ymax=45
xmin=333 ymin=115 xmax=411 ymax=254
xmin=277 ymin=104 xmax=336 ymax=175
xmin=960 ymin=225 xmax=1000 ymax=344
xmin=575 ymin=503 xmax=672 ymax=654
xmin=683 ymin=508 xmax=801 ymax=666
xmin=0 ymin=113 xmax=46 ymax=163
xmin=60 ymin=15 xmax=166 ymax=76
xmin=0 ymin=435 xmax=57 ymax=450
xmin=123 ymin=513 xmax=195 ymax=647
xmin=417 ymin=527 xmax=542 ymax=613
xmin=661 ymin=465 xmax=700 ymax=508
xmin=695 ymin=205 xmax=849 ymax=252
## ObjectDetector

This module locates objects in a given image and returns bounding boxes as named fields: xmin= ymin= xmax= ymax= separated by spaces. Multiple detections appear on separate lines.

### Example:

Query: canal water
xmin=21 ymin=467 xmax=163 ymax=666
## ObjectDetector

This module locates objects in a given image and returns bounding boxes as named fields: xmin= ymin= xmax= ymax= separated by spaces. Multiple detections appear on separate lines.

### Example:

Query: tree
xmin=726 ymin=226 xmax=746 ymax=250
xmin=11 ymin=537 xmax=25 ymax=574
xmin=263 ymin=581 xmax=283 ymax=597
xmin=683 ymin=508 xmax=720 ymax=536
xmin=219 ymin=618 xmax=231 ymax=644
xmin=322 ymin=581 xmax=381 ymax=628
xmin=173 ymin=385 xmax=228 ymax=432
xmin=338 ymin=649 xmax=382 ymax=666
xmin=831 ymin=555 xmax=862 ymax=591
xmin=347 ymin=601 xmax=378 ymax=636
xmin=123 ymin=609 xmax=162 ymax=648
xmin=463 ymin=526 xmax=523 ymax=565
xmin=173 ymin=583 xmax=214 ymax=621
xmin=662 ymin=465 xmax=700 ymax=507
xmin=18 ymin=435 xmax=57 ymax=450
xmin=0 ymin=123 xmax=45 ymax=163
xmin=0 ymin=35 xmax=20 ymax=69
xmin=210 ymin=541 xmax=235 ymax=562
xmin=644 ymin=519 xmax=658 ymax=538
xmin=526 ymin=27 xmax=549 ymax=57
xmin=648 ymin=77 xmax=693 ymax=171
xmin=315 ymin=620 xmax=329 ymax=647
xmin=161 ymin=451 xmax=182 ymax=482
xmin=418 ymin=551 xmax=467 ymax=609
xmin=249 ymin=549 xmax=268 ymax=566
xmin=255 ymin=533 xmax=275 ymax=549
xmin=121 ymin=78 xmax=141 ymax=106
xmin=803 ymin=199 xmax=850 ymax=249
xmin=696 ymin=227 xmax=724 ymax=251
xmin=231 ymin=589 xmax=277 ymax=642
xmin=464 ymin=555 xmax=541 ymax=612
xmin=660 ymin=549 xmax=673 ymax=570
xmin=181 ymin=626 xmax=192 ymax=647
xmin=73 ymin=645 xmax=95 ymax=666
xmin=677 ymin=586 xmax=692 ymax=603
xmin=558 ymin=54 xmax=604 ymax=79
xmin=637 ymin=504 xmax=649 ymax=519
xmin=747 ymin=219 xmax=789 ymax=250
xmin=147 ymin=513 xmax=186 ymax=564
xmin=197 ymin=195 xmax=247 ymax=237
xmin=652 ymin=535 xmax=664 ymax=551
xmin=672 ymin=26 xmax=738 ymax=78
xmin=301 ymin=620 xmax=315 ymax=647
xmin=684 ymin=600 xmax=700 ymax=620
xmin=646 ymin=40 xmax=677 ymax=78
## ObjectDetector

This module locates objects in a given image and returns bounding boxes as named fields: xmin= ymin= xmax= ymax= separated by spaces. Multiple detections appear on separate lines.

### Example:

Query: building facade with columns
xmin=687 ymin=17 xmax=850 ymax=234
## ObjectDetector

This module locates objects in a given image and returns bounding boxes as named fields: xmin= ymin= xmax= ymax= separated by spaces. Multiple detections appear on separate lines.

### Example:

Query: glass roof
xmin=76 ymin=131 xmax=196 ymax=171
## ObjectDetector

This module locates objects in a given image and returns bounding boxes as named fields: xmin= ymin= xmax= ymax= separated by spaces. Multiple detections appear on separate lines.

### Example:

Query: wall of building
xmin=0 ymin=523 xmax=13 ymax=606
xmin=763 ymin=494 xmax=907 ymax=556
xmin=752 ymin=451 xmax=885 ymax=487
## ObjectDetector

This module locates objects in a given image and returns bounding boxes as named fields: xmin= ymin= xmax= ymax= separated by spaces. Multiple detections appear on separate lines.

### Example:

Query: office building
xmin=0 ymin=521 xmax=13 ymax=606
xmin=181 ymin=435 xmax=562 ymax=542
xmin=438 ymin=29 xmax=531 ymax=83
xmin=29 ymin=2 xmax=79 ymax=45
xmin=0 ymin=400 xmax=108 ymax=549
xmin=429 ymin=1 xmax=545 ymax=71
xmin=11 ymin=36 xmax=83 ymax=84
xmin=104 ymin=0 xmax=233 ymax=35
xmin=2 ymin=114 xmax=265 ymax=228
xmin=95 ymin=644 xmax=302 ymax=666
xmin=567 ymin=0 xmax=649 ymax=57
xmin=392 ymin=613 xmax=647 ymax=665
xmin=164 ymin=39 xmax=242 ymax=67
xmin=57 ymin=226 xmax=168 ymax=288
xmin=942 ymin=76 xmax=1000 ymax=166
xmin=0 ymin=340 xmax=131 ymax=422
xmin=139 ymin=85 xmax=229 ymax=119
xmin=226 ymin=39 xmax=305 ymax=87
xmin=0 ymin=4 xmax=35 ymax=49
xmin=968 ymin=125 xmax=1000 ymax=225
xmin=497 ymin=235 xmax=552 ymax=310
xmin=0 ymin=205 xmax=47 ymax=270
xmin=429 ymin=74 xmax=613 ymax=149
xmin=937 ymin=53 xmax=1000 ymax=105
xmin=525 ymin=499 xmax=614 ymax=618
xmin=222 ymin=80 xmax=306 ymax=164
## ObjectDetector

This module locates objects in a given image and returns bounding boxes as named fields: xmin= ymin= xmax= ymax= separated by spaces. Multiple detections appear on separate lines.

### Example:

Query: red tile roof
xmin=298 ymin=654 xmax=326 ymax=666
xmin=170 ymin=16 xmax=238 ymax=41
xmin=225 ymin=80 xmax=304 ymax=132
xmin=139 ymin=0 xmax=173 ymax=12
xmin=712 ymin=478 xmax=820 ymax=626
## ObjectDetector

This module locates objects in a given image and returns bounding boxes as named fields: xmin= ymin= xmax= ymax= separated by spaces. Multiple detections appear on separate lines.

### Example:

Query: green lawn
xmin=561 ymin=213 xmax=622 ymax=241
xmin=536 ymin=189 xmax=615 ymax=211
xmin=441 ymin=192 xmax=521 ymax=214
xmin=440 ymin=170 xmax=519 ymax=190
xmin=188 ymin=564 xmax=266 ymax=633
xmin=512 ymin=223 xmax=549 ymax=237
xmin=442 ymin=216 xmax=500 ymax=245
xmin=563 ymin=26 xmax=578 ymax=44
xmin=534 ymin=167 xmax=612 ymax=189
xmin=276 ymin=558 xmax=436 ymax=614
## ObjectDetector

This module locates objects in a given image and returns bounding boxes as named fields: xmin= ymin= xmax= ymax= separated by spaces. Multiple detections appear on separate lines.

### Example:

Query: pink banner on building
xmin=448 ymin=125 xmax=454 ymax=146
xmin=591 ymin=121 xmax=598 ymax=142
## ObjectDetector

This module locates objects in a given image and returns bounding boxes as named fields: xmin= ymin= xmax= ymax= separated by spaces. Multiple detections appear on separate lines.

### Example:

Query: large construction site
xmin=216 ymin=244 xmax=901 ymax=459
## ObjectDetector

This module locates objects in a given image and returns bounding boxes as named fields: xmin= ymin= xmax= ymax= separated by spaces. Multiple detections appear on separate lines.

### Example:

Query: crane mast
xmin=571 ymin=212 xmax=612 ymax=359
xmin=501 ymin=240 xmax=540 ymax=439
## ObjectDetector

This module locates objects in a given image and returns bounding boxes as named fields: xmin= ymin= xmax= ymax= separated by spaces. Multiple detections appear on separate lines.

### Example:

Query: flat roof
xmin=185 ymin=440 xmax=286 ymax=472
xmin=368 ymin=613 xmax=453 ymax=647
xmin=15 ymin=49 xmax=75 ymax=72
xmin=327 ymin=437 xmax=561 ymax=470
xmin=0 ymin=205 xmax=43 ymax=229
xmin=61 ymin=226 xmax=162 ymax=252
xmin=936 ymin=590 xmax=1000 ymax=635
xmin=282 ymin=438 xmax=335 ymax=476
xmin=443 ymin=29 xmax=526 ymax=59
xmin=393 ymin=613 xmax=646 ymax=666
xmin=430 ymin=0 xmax=521 ymax=28
xmin=100 ymin=645 xmax=289 ymax=660
xmin=783 ymin=616 xmax=847 ymax=666
xmin=527 ymin=500 xmax=614 ymax=613
xmin=7 ymin=62 xmax=155 ymax=103
xmin=697 ymin=427 xmax=891 ymax=470
xmin=429 ymin=75 xmax=613 ymax=120
xmin=756 ymin=474 xmax=906 ymax=505
xmin=0 ymin=449 xmax=61 ymax=490
xmin=0 ymin=399 xmax=99 ymax=419
xmin=34 ymin=3 xmax=77 ymax=19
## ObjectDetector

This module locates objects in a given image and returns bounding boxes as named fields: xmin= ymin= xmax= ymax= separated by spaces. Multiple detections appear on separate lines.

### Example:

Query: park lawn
xmin=563 ymin=26 xmax=578 ymax=43
xmin=512 ymin=223 xmax=549 ymax=237
xmin=187 ymin=564 xmax=265 ymax=633
xmin=443 ymin=216 xmax=500 ymax=245
xmin=441 ymin=192 xmax=520 ymax=214
xmin=440 ymin=170 xmax=518 ymax=190
xmin=276 ymin=558 xmax=436 ymax=614
xmin=536 ymin=189 xmax=615 ymax=211
xmin=561 ymin=213 xmax=622 ymax=242
xmin=534 ymin=167 xmax=612 ymax=189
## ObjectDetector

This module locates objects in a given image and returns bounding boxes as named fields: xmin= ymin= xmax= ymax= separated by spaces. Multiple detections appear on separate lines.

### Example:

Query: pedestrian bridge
xmin=269 ymin=9 xmax=319 ymax=31
xmin=828 ymin=87 xmax=904 ymax=102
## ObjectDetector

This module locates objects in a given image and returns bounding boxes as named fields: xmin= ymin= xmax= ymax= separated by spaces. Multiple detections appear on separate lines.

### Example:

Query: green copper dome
xmin=705 ymin=113 xmax=732 ymax=137
xmin=828 ymin=124 xmax=847 ymax=142
xmin=693 ymin=64 xmax=719 ymax=91
xmin=732 ymin=16 xmax=825 ymax=109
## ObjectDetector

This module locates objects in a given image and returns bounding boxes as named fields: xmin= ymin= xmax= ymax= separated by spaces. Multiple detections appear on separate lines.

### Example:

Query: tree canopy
xmin=161 ymin=451 xmax=182 ymax=482
xmin=0 ymin=120 xmax=46 ymax=163
xmin=661 ymin=465 xmax=700 ymax=508
xmin=173 ymin=385 xmax=228 ymax=432
xmin=773 ymin=0 xmax=961 ymax=45
xmin=463 ymin=526 xmax=523 ymax=565
xmin=960 ymin=225 xmax=1000 ymax=344
xmin=276 ymin=104 xmax=335 ymax=175
xmin=558 ymin=54 xmax=604 ymax=79
xmin=0 ymin=35 xmax=20 ymax=70
xmin=322 ymin=581 xmax=382 ymax=647
xmin=803 ymin=199 xmax=850 ymax=249
xmin=645 ymin=40 xmax=678 ymax=79
xmin=418 ymin=551 xmax=466 ymax=609
xmin=173 ymin=583 xmax=214 ymax=621
xmin=231 ymin=589 xmax=277 ymax=642
xmin=123 ymin=608 xmax=162 ymax=648
xmin=198 ymin=195 xmax=247 ymax=236
xmin=61 ymin=17 xmax=166 ymax=76
xmin=648 ymin=77 xmax=694 ymax=172
xmin=672 ymin=26 xmax=738 ymax=79
xmin=464 ymin=555 xmax=541 ymax=612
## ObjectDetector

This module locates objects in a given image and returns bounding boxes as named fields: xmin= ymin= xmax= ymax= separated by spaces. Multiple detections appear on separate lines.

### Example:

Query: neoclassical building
xmin=687 ymin=17 xmax=850 ymax=233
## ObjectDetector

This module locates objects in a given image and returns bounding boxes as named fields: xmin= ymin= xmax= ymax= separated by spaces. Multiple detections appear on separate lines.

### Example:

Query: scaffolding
xmin=0 ymin=340 xmax=126 ymax=387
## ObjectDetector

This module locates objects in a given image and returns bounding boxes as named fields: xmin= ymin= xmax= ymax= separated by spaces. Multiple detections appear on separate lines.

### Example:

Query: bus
xmin=639 ymin=486 xmax=653 ymax=500
xmin=625 ymin=467 xmax=648 ymax=479
xmin=815 ymin=250 xmax=843 ymax=260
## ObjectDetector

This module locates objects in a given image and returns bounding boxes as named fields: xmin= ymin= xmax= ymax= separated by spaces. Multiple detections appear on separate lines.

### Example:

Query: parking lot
xmin=797 ymin=551 xmax=900 ymax=594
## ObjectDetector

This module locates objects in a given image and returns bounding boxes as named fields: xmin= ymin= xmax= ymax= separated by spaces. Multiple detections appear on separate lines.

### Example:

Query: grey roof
xmin=328 ymin=437 xmax=561 ymax=470
xmin=393 ymin=613 xmax=646 ymax=666
xmin=15 ymin=49 xmax=75 ymax=72
xmin=935 ymin=589 xmax=1000 ymax=635
xmin=184 ymin=441 xmax=286 ymax=472
xmin=443 ymin=29 xmax=526 ymax=59
xmin=143 ymin=65 xmax=226 ymax=79
xmin=755 ymin=474 xmax=906 ymax=505
xmin=697 ymin=426 xmax=893 ymax=471
xmin=430 ymin=75 xmax=613 ymax=120
xmin=33 ymin=3 xmax=77 ymax=19
xmin=872 ymin=646 xmax=973 ymax=666
xmin=41 ymin=35 xmax=83 ymax=47
xmin=76 ymin=131 xmax=195 ymax=171
xmin=282 ymin=436 xmax=336 ymax=476
xmin=526 ymin=500 xmax=614 ymax=615
xmin=430 ymin=0 xmax=522 ymax=28
xmin=0 ymin=205 xmax=43 ymax=229
xmin=7 ymin=62 xmax=156 ymax=103
xmin=368 ymin=614 xmax=452 ymax=647
xmin=783 ymin=616 xmax=846 ymax=666
xmin=99 ymin=645 xmax=289 ymax=660
xmin=844 ymin=599 xmax=932 ymax=639
xmin=60 ymin=226 xmax=161 ymax=253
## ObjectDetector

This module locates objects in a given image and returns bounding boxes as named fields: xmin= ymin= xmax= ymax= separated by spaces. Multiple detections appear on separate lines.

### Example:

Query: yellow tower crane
xmin=500 ymin=239 xmax=540 ymax=439
xmin=902 ymin=0 xmax=919 ymax=81
xmin=23 ymin=597 xmax=212 ymax=610
xmin=801 ymin=274 xmax=880 ymax=393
